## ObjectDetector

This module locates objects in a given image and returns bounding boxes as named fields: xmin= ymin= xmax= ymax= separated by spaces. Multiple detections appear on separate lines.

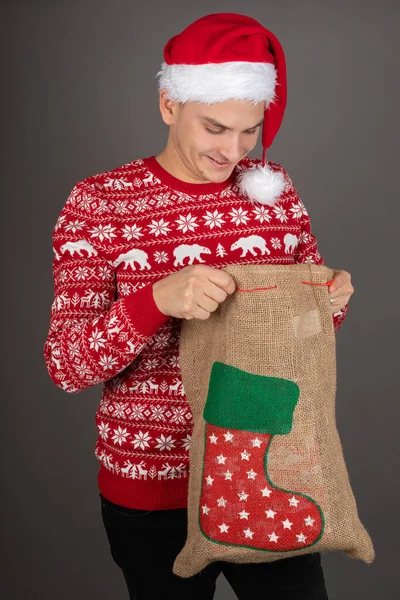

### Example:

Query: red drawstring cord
xmin=236 ymin=278 xmax=334 ymax=293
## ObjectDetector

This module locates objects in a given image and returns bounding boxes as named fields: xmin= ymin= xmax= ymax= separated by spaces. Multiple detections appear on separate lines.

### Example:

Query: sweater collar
xmin=142 ymin=155 xmax=237 ymax=195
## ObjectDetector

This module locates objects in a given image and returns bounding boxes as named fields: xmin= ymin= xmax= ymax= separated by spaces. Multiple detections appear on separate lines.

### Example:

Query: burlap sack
xmin=173 ymin=264 xmax=374 ymax=578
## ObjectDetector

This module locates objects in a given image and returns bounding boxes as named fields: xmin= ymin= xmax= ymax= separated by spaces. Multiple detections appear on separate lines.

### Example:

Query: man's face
xmin=160 ymin=92 xmax=265 ymax=183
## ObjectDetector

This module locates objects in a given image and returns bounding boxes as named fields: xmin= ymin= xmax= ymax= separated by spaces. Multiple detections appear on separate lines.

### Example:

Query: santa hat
xmin=156 ymin=13 xmax=287 ymax=206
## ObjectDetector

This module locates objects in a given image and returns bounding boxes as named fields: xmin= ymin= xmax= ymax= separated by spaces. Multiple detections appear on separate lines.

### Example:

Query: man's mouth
xmin=207 ymin=156 xmax=231 ymax=168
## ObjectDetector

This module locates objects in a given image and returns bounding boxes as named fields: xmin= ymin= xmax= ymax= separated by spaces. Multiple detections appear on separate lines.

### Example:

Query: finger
xmin=191 ymin=306 xmax=212 ymax=320
xmin=196 ymin=294 xmax=220 ymax=314
xmin=330 ymin=295 xmax=349 ymax=312
xmin=329 ymin=270 xmax=349 ymax=294
xmin=202 ymin=281 xmax=229 ymax=304
xmin=207 ymin=269 xmax=236 ymax=294
xmin=329 ymin=288 xmax=351 ymax=300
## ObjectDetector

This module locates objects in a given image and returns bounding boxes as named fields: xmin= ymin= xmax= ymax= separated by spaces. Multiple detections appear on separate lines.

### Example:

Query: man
xmin=44 ymin=12 xmax=354 ymax=600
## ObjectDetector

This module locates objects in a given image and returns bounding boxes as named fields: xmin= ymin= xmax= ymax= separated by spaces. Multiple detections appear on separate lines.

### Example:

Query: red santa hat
xmin=156 ymin=12 xmax=287 ymax=205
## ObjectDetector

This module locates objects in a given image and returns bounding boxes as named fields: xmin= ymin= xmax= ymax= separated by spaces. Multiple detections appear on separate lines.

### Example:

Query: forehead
xmin=183 ymin=99 xmax=265 ymax=127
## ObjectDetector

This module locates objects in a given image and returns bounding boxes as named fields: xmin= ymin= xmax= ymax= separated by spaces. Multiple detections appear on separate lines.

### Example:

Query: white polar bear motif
xmin=283 ymin=233 xmax=299 ymax=254
xmin=173 ymin=244 xmax=211 ymax=266
xmin=60 ymin=240 xmax=98 ymax=257
xmin=114 ymin=248 xmax=151 ymax=271
xmin=230 ymin=235 xmax=271 ymax=258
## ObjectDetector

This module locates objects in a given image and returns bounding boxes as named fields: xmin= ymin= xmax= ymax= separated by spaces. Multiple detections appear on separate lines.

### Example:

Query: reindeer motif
xmin=147 ymin=379 xmax=159 ymax=394
xmin=168 ymin=380 xmax=181 ymax=395
xmin=103 ymin=453 xmax=114 ymax=472
xmin=121 ymin=461 xmax=137 ymax=479
xmin=80 ymin=290 xmax=96 ymax=308
xmin=127 ymin=340 xmax=138 ymax=354
xmin=143 ymin=173 xmax=154 ymax=186
xmin=157 ymin=463 xmax=171 ymax=480
xmin=108 ymin=324 xmax=121 ymax=336
xmin=136 ymin=461 xmax=148 ymax=480
xmin=128 ymin=381 xmax=141 ymax=392
xmin=60 ymin=380 xmax=73 ymax=391
xmin=103 ymin=178 xmax=116 ymax=189
xmin=121 ymin=460 xmax=133 ymax=477
xmin=51 ymin=355 xmax=62 ymax=370
xmin=175 ymin=463 xmax=188 ymax=478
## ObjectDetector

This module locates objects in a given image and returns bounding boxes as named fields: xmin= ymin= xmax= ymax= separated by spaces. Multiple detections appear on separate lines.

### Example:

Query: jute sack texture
xmin=173 ymin=264 xmax=375 ymax=578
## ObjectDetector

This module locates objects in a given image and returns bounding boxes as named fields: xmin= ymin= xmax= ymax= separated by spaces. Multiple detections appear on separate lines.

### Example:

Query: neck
xmin=155 ymin=146 xmax=207 ymax=184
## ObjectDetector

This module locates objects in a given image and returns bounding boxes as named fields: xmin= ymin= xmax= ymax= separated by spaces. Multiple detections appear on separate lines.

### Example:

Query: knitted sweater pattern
xmin=44 ymin=155 xmax=347 ymax=509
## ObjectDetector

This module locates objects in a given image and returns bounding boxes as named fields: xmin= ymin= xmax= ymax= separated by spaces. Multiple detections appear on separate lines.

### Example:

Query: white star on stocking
xmin=238 ymin=491 xmax=249 ymax=501
xmin=289 ymin=496 xmax=299 ymax=507
xmin=261 ymin=486 xmax=272 ymax=497
xmin=240 ymin=450 xmax=251 ymax=461
xmin=219 ymin=523 xmax=229 ymax=533
xmin=251 ymin=437 xmax=262 ymax=448
xmin=224 ymin=431 xmax=234 ymax=442
xmin=244 ymin=528 xmax=254 ymax=539
xmin=206 ymin=475 xmax=214 ymax=485
xmin=239 ymin=510 xmax=250 ymax=519
xmin=282 ymin=518 xmax=293 ymax=529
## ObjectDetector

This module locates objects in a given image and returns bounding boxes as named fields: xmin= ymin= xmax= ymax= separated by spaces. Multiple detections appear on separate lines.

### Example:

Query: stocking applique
xmin=199 ymin=362 xmax=324 ymax=552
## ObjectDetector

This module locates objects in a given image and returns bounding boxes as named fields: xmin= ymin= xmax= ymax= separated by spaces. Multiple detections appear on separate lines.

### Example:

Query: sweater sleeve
xmin=281 ymin=168 xmax=349 ymax=333
xmin=43 ymin=183 xmax=169 ymax=394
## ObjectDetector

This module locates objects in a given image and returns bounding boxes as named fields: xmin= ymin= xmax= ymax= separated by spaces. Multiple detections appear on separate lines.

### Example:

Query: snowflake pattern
xmin=88 ymin=223 xmax=117 ymax=242
xmin=148 ymin=218 xmax=171 ymax=236
xmin=155 ymin=434 xmax=176 ymax=451
xmin=98 ymin=421 xmax=110 ymax=441
xmin=64 ymin=220 xmax=85 ymax=234
xmin=273 ymin=205 xmax=288 ymax=223
xmin=122 ymin=223 xmax=144 ymax=240
xmin=132 ymin=430 xmax=152 ymax=450
xmin=290 ymin=201 xmax=308 ymax=219
xmin=270 ymin=237 xmax=282 ymax=250
xmin=112 ymin=426 xmax=130 ymax=446
xmin=229 ymin=207 xmax=250 ymax=226
xmin=176 ymin=213 xmax=199 ymax=233
xmin=203 ymin=210 xmax=225 ymax=229
xmin=154 ymin=250 xmax=169 ymax=264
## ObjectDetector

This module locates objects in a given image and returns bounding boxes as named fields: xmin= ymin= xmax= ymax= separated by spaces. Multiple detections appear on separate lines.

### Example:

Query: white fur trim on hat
xmin=237 ymin=163 xmax=285 ymax=206
xmin=156 ymin=61 xmax=277 ymax=105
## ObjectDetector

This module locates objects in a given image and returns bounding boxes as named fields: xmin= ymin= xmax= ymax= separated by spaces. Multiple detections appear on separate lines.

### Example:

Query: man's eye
xmin=205 ymin=127 xmax=258 ymax=135
xmin=206 ymin=128 xmax=223 ymax=135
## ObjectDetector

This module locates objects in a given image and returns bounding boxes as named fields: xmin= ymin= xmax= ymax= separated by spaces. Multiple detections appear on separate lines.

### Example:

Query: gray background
xmin=2 ymin=0 xmax=399 ymax=598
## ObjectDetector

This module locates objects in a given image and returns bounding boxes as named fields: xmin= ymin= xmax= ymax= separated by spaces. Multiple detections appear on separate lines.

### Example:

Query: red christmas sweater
xmin=43 ymin=155 xmax=348 ymax=510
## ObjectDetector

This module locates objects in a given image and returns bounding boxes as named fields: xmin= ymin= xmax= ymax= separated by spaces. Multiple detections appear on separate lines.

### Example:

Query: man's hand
xmin=328 ymin=269 xmax=354 ymax=314
xmin=152 ymin=265 xmax=236 ymax=320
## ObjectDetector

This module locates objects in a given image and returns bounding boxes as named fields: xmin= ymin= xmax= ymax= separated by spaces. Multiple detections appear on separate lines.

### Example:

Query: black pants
xmin=100 ymin=493 xmax=329 ymax=600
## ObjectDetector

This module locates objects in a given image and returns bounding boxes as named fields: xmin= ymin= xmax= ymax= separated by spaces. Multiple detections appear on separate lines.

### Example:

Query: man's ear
xmin=159 ymin=89 xmax=179 ymax=126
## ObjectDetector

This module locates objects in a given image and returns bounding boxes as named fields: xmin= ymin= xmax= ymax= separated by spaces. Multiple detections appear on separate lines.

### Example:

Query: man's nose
xmin=220 ymin=140 xmax=247 ymax=163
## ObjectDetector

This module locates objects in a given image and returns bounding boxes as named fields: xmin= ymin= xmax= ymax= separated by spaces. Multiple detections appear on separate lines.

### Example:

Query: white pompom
xmin=237 ymin=163 xmax=285 ymax=206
